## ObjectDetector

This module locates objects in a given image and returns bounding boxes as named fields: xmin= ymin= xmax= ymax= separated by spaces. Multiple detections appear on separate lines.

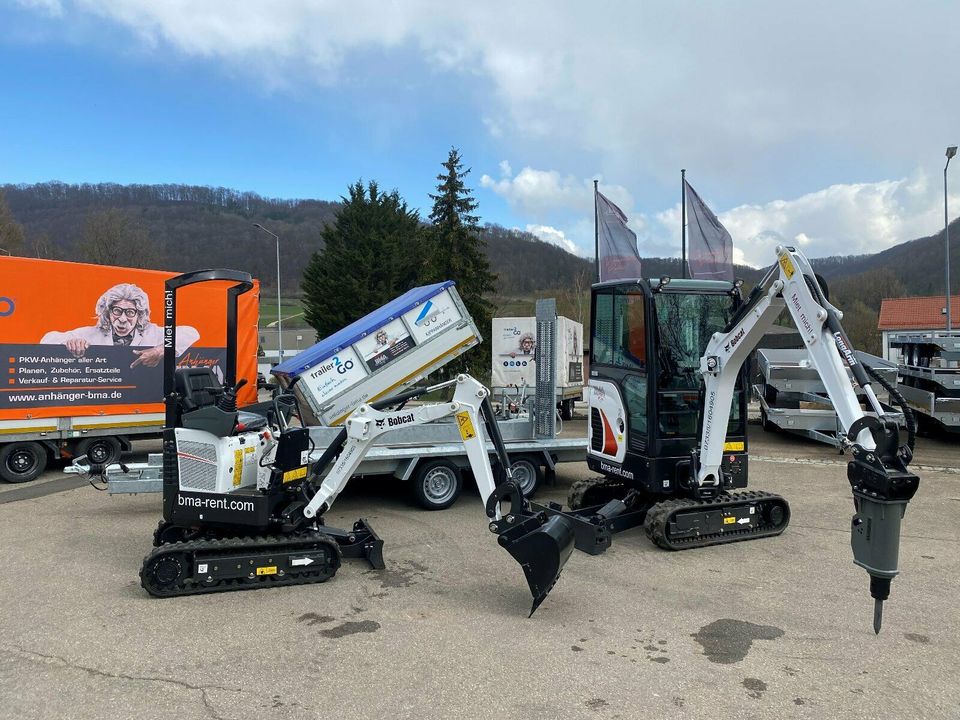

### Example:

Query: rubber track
xmin=140 ymin=532 xmax=342 ymax=597
xmin=643 ymin=490 xmax=789 ymax=551
xmin=567 ymin=476 xmax=627 ymax=510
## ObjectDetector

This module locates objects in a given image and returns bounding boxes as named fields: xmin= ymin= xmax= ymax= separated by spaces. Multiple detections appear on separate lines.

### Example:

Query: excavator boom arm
xmin=300 ymin=374 xmax=576 ymax=616
xmin=302 ymin=375 xmax=509 ymax=519
xmin=695 ymin=245 xmax=919 ymax=633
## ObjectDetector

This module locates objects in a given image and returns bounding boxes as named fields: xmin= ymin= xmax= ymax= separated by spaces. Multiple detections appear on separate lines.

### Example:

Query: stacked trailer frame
xmin=755 ymin=348 xmax=904 ymax=447
xmin=889 ymin=332 xmax=960 ymax=433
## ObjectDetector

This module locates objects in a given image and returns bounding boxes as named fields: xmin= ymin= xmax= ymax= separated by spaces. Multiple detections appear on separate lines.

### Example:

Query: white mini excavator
xmin=534 ymin=245 xmax=919 ymax=633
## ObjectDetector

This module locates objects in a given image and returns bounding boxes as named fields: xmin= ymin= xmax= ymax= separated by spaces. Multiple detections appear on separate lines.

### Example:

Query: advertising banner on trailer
xmin=0 ymin=257 xmax=259 ymax=420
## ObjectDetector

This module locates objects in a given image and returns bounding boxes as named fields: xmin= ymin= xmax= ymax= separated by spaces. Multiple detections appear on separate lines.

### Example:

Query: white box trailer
xmin=491 ymin=315 xmax=584 ymax=420
xmin=271 ymin=282 xmax=480 ymax=426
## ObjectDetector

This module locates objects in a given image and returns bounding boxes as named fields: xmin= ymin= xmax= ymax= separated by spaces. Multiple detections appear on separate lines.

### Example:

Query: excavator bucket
xmin=499 ymin=514 xmax=576 ymax=616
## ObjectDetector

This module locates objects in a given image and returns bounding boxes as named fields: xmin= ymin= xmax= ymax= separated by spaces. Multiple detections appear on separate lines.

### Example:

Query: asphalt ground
xmin=1 ymin=417 xmax=958 ymax=719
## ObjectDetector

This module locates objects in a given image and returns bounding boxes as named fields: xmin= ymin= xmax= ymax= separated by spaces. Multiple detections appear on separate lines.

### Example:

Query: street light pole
xmin=253 ymin=223 xmax=283 ymax=361
xmin=945 ymin=146 xmax=957 ymax=333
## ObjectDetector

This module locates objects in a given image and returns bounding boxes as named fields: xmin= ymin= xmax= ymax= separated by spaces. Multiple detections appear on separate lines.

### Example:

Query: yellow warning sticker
xmin=723 ymin=516 xmax=736 ymax=525
xmin=256 ymin=566 xmax=278 ymax=576
xmin=723 ymin=441 xmax=745 ymax=452
xmin=456 ymin=411 xmax=476 ymax=441
xmin=778 ymin=253 xmax=795 ymax=279
xmin=232 ymin=449 xmax=243 ymax=487
xmin=282 ymin=466 xmax=308 ymax=483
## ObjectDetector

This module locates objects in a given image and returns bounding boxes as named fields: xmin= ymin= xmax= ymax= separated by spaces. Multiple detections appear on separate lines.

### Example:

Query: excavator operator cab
xmin=586 ymin=277 xmax=748 ymax=496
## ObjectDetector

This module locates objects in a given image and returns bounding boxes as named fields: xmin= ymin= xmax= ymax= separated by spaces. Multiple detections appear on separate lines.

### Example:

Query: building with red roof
xmin=878 ymin=295 xmax=960 ymax=359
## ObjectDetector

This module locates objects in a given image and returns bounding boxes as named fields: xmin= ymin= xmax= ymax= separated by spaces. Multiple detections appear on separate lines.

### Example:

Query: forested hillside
xmin=2 ymin=182 xmax=337 ymax=290
xmin=2 ymin=180 xmax=956 ymax=354
xmin=811 ymin=217 xmax=960 ymax=297
xmin=1 ymin=182 xmax=767 ymax=296
xmin=1 ymin=181 xmax=596 ymax=297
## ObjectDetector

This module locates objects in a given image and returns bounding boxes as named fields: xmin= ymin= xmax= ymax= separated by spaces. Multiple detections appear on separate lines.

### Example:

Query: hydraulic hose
xmin=862 ymin=361 xmax=916 ymax=453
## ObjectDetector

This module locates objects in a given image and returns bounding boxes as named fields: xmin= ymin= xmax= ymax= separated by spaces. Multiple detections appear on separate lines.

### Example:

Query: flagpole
xmin=594 ymin=179 xmax=600 ymax=282
xmin=681 ymin=168 xmax=687 ymax=278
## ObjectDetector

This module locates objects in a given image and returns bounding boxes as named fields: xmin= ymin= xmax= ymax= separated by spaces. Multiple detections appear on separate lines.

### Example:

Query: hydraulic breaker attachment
xmin=846 ymin=418 xmax=919 ymax=634
xmin=486 ymin=481 xmax=576 ymax=616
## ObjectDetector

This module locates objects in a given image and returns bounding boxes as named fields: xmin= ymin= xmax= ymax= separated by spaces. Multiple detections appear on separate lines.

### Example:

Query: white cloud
xmin=21 ymin=1 xmax=960 ymax=260
xmin=718 ymin=170 xmax=953 ymax=266
xmin=525 ymin=224 xmax=581 ymax=256
xmin=480 ymin=165 xmax=632 ymax=221
xmin=492 ymin=165 xmax=959 ymax=268
xmin=38 ymin=2 xmax=957 ymax=189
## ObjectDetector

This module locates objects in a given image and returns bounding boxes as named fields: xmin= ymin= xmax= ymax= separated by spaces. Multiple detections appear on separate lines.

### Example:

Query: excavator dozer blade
xmin=500 ymin=514 xmax=576 ymax=616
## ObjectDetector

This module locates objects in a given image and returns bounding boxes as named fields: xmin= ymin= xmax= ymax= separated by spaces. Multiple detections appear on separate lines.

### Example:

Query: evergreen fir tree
xmin=423 ymin=148 xmax=498 ymax=376
xmin=302 ymin=180 xmax=422 ymax=339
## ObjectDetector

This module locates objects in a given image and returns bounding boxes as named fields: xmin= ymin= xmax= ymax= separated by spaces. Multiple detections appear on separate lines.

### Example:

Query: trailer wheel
xmin=509 ymin=456 xmax=544 ymax=498
xmin=412 ymin=460 xmax=462 ymax=510
xmin=75 ymin=437 xmax=123 ymax=466
xmin=0 ymin=442 xmax=48 ymax=483
xmin=560 ymin=399 xmax=575 ymax=421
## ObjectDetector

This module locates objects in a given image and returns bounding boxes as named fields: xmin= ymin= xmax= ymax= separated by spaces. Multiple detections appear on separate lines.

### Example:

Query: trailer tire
xmin=509 ymin=456 xmax=543 ymax=498
xmin=412 ymin=460 xmax=462 ymax=510
xmin=75 ymin=437 xmax=123 ymax=467
xmin=560 ymin=399 xmax=575 ymax=421
xmin=0 ymin=442 xmax=48 ymax=483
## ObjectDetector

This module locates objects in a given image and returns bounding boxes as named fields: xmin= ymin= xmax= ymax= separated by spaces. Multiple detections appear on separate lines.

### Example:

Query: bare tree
xmin=557 ymin=267 xmax=592 ymax=326
xmin=30 ymin=232 xmax=57 ymax=259
xmin=78 ymin=209 xmax=159 ymax=268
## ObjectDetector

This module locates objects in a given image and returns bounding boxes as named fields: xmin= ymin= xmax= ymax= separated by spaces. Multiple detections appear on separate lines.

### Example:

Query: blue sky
xmin=2 ymin=0 xmax=958 ymax=266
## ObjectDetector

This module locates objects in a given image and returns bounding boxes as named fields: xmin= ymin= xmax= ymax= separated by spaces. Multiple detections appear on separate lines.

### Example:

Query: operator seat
xmin=173 ymin=367 xmax=268 ymax=432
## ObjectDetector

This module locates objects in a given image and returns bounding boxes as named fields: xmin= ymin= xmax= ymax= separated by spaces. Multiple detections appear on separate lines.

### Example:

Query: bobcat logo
xmin=375 ymin=418 xmax=385 ymax=429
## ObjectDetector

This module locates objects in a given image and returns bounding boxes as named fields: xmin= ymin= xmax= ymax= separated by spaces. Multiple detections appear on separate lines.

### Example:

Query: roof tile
xmin=878 ymin=295 xmax=960 ymax=330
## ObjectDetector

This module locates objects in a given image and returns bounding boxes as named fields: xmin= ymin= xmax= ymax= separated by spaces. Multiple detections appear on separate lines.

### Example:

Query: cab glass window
xmin=592 ymin=291 xmax=614 ymax=365
xmin=613 ymin=291 xmax=646 ymax=370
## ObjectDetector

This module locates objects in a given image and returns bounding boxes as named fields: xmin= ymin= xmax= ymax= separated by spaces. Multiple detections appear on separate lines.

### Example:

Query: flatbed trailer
xmin=890 ymin=332 xmax=960 ymax=433
xmin=82 ymin=423 xmax=586 ymax=508
xmin=755 ymin=348 xmax=904 ymax=446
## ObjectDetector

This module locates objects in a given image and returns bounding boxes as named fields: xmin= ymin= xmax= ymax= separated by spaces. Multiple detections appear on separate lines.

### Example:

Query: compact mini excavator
xmin=137 ymin=270 xmax=575 ymax=616
xmin=533 ymin=246 xmax=919 ymax=632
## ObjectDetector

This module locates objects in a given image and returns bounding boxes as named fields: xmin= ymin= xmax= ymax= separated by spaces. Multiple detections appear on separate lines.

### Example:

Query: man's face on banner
xmin=110 ymin=300 xmax=139 ymax=337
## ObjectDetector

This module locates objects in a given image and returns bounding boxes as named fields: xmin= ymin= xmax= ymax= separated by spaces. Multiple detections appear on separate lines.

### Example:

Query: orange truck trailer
xmin=0 ymin=257 xmax=259 ymax=483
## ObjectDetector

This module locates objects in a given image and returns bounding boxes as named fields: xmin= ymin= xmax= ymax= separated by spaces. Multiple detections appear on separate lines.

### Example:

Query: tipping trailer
xmin=84 ymin=293 xmax=587 ymax=508
xmin=0 ymin=257 xmax=259 ymax=483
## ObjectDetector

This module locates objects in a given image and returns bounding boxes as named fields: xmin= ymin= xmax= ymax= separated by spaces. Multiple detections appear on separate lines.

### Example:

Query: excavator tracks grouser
xmin=140 ymin=532 xmax=345 ymax=598
xmin=643 ymin=490 xmax=790 ymax=551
